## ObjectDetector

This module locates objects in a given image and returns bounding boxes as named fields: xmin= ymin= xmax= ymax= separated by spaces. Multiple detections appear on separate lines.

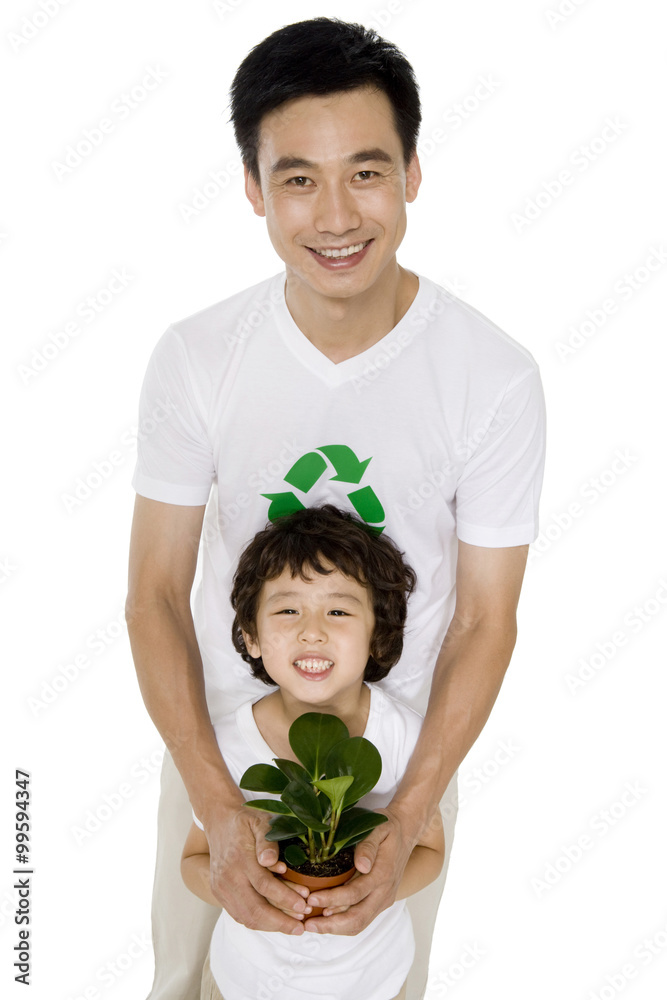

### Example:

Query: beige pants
xmin=147 ymin=752 xmax=458 ymax=1000
xmin=201 ymin=951 xmax=408 ymax=1000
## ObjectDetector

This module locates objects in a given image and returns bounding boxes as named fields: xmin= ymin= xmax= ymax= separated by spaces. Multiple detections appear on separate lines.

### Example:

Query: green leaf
xmin=239 ymin=763 xmax=289 ymax=794
xmin=289 ymin=713 xmax=349 ymax=779
xmin=265 ymin=815 xmax=308 ymax=841
xmin=273 ymin=758 xmax=312 ymax=787
xmin=333 ymin=808 xmax=388 ymax=851
xmin=284 ymin=844 xmax=309 ymax=867
xmin=313 ymin=775 xmax=354 ymax=814
xmin=324 ymin=737 xmax=382 ymax=807
xmin=244 ymin=798 xmax=293 ymax=815
xmin=281 ymin=780 xmax=329 ymax=832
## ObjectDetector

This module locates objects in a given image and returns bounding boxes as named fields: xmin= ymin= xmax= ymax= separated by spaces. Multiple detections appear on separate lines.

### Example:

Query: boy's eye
xmin=275 ymin=608 xmax=298 ymax=615
xmin=328 ymin=609 xmax=349 ymax=616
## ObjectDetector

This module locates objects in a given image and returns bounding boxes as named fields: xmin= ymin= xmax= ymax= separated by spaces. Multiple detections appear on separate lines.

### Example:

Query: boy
xmin=181 ymin=505 xmax=445 ymax=1000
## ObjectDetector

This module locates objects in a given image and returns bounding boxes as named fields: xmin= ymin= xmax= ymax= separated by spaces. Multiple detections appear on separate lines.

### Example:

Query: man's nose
xmin=314 ymin=181 xmax=361 ymax=235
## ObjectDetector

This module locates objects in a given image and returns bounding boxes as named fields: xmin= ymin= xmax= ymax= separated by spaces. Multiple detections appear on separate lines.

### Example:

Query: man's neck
xmin=284 ymin=263 xmax=419 ymax=364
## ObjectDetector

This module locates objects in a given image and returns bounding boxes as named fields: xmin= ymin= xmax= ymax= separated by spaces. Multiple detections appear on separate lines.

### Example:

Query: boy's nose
xmin=297 ymin=615 xmax=327 ymax=642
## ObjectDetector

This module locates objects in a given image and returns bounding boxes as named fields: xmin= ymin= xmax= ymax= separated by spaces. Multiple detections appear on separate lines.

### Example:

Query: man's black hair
xmin=229 ymin=17 xmax=421 ymax=184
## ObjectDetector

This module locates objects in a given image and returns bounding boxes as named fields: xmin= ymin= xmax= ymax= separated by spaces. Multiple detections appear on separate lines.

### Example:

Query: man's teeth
xmin=312 ymin=241 xmax=369 ymax=258
xmin=294 ymin=659 xmax=334 ymax=673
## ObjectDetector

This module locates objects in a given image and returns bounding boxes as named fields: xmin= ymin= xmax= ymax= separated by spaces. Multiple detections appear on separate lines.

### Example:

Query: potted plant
xmin=239 ymin=712 xmax=388 ymax=914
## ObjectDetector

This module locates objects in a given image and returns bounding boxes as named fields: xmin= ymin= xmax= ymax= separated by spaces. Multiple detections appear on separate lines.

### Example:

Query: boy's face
xmin=243 ymin=562 xmax=375 ymax=711
xmin=244 ymin=86 xmax=421 ymax=304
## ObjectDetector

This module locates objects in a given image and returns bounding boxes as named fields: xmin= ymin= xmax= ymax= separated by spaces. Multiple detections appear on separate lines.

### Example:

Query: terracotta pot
xmin=277 ymin=864 xmax=355 ymax=916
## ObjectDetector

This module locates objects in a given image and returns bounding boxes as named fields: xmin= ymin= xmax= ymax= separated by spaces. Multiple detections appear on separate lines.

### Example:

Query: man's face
xmin=245 ymin=86 xmax=421 ymax=302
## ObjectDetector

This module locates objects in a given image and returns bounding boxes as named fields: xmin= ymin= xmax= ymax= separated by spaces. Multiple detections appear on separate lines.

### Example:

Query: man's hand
xmin=301 ymin=808 xmax=416 ymax=935
xmin=205 ymin=804 xmax=312 ymax=934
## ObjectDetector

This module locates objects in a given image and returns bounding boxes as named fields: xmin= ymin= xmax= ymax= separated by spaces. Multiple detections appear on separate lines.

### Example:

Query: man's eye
xmin=355 ymin=170 xmax=377 ymax=180
xmin=287 ymin=176 xmax=312 ymax=187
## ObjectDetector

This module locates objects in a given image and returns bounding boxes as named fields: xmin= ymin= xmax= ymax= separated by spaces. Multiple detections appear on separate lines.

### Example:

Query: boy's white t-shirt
xmin=193 ymin=685 xmax=422 ymax=1000
xmin=132 ymin=271 xmax=546 ymax=720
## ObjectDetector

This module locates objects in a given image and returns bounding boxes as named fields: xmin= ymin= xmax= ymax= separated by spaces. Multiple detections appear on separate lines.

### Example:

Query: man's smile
xmin=305 ymin=239 xmax=374 ymax=269
xmin=307 ymin=239 xmax=372 ymax=258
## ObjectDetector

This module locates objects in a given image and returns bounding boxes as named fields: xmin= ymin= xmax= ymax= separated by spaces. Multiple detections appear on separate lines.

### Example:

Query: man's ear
xmin=244 ymin=164 xmax=266 ymax=218
xmin=242 ymin=628 xmax=261 ymax=659
xmin=405 ymin=150 xmax=422 ymax=204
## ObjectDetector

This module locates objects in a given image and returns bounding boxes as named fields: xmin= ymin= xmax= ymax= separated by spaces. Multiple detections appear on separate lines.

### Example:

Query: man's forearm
xmin=391 ymin=614 xmax=517 ymax=834
xmin=126 ymin=594 xmax=242 ymax=822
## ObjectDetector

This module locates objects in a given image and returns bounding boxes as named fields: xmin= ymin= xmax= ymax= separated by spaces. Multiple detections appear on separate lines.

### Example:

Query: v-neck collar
xmin=271 ymin=272 xmax=428 ymax=387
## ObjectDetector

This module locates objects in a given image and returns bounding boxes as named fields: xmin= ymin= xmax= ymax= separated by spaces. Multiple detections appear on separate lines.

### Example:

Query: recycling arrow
xmin=284 ymin=452 xmax=328 ymax=492
xmin=347 ymin=485 xmax=385 ymax=524
xmin=316 ymin=445 xmax=371 ymax=484
xmin=261 ymin=492 xmax=306 ymax=520
xmin=262 ymin=443 xmax=385 ymax=532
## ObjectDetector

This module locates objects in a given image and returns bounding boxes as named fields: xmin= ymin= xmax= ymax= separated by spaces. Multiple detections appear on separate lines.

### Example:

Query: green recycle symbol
xmin=262 ymin=444 xmax=385 ymax=533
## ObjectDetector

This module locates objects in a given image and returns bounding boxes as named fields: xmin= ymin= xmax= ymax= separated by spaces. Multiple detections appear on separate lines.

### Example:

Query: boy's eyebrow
xmin=327 ymin=592 xmax=363 ymax=605
xmin=270 ymin=148 xmax=394 ymax=175
xmin=265 ymin=590 xmax=363 ymax=605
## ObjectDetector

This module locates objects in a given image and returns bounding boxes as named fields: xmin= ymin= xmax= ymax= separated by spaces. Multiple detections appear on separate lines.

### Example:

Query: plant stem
xmin=324 ymin=807 xmax=341 ymax=857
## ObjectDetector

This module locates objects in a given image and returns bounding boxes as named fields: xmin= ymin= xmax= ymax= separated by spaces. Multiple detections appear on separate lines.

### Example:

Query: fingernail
xmin=259 ymin=850 xmax=275 ymax=864
xmin=357 ymin=858 xmax=371 ymax=873
xmin=308 ymin=897 xmax=319 ymax=907
xmin=291 ymin=925 xmax=303 ymax=935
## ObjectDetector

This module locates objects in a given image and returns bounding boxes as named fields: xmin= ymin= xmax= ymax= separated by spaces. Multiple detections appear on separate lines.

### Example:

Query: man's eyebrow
xmin=270 ymin=148 xmax=394 ymax=175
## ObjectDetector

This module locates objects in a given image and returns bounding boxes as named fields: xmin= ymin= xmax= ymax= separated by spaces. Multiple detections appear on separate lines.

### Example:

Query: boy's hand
xmin=266 ymin=877 xmax=314 ymax=918
xmin=300 ymin=808 xmax=415 ymax=934
xmin=204 ymin=803 xmax=311 ymax=934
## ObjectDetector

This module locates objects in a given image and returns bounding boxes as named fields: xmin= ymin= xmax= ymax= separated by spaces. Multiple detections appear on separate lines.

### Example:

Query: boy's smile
xmin=243 ymin=563 xmax=375 ymax=721
xmin=292 ymin=655 xmax=334 ymax=679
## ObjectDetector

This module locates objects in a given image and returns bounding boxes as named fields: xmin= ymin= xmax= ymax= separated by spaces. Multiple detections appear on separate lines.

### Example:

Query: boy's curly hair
xmin=230 ymin=505 xmax=417 ymax=686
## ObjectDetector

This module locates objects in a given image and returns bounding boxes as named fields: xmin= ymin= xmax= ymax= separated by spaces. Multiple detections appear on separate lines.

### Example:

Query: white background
xmin=2 ymin=1 xmax=666 ymax=998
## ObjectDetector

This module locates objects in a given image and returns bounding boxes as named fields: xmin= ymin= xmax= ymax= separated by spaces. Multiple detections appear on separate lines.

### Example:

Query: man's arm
xmin=303 ymin=539 xmax=528 ymax=931
xmin=125 ymin=495 xmax=309 ymax=932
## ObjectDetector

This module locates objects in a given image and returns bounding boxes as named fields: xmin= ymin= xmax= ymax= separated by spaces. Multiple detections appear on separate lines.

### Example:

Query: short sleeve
xmin=131 ymin=327 xmax=215 ymax=505
xmin=455 ymin=367 xmax=546 ymax=547
xmin=192 ymin=809 xmax=204 ymax=831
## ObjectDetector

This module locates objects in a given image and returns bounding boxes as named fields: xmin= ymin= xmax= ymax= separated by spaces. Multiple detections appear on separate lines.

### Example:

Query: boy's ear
xmin=242 ymin=628 xmax=261 ymax=659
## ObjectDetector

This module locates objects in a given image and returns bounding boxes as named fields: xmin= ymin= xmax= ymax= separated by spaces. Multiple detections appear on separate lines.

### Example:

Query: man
xmin=126 ymin=17 xmax=546 ymax=1000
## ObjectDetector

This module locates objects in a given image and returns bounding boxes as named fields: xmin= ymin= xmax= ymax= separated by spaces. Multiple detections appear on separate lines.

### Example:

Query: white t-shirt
xmin=132 ymin=271 xmax=546 ymax=719
xmin=193 ymin=685 xmax=421 ymax=1000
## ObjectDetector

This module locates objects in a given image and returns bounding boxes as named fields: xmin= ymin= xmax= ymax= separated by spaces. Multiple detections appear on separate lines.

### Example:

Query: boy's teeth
xmin=313 ymin=241 xmax=368 ymax=258
xmin=294 ymin=659 xmax=333 ymax=673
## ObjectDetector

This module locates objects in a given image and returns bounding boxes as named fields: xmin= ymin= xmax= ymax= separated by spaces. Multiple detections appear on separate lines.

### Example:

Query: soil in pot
xmin=277 ymin=844 xmax=356 ymax=916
